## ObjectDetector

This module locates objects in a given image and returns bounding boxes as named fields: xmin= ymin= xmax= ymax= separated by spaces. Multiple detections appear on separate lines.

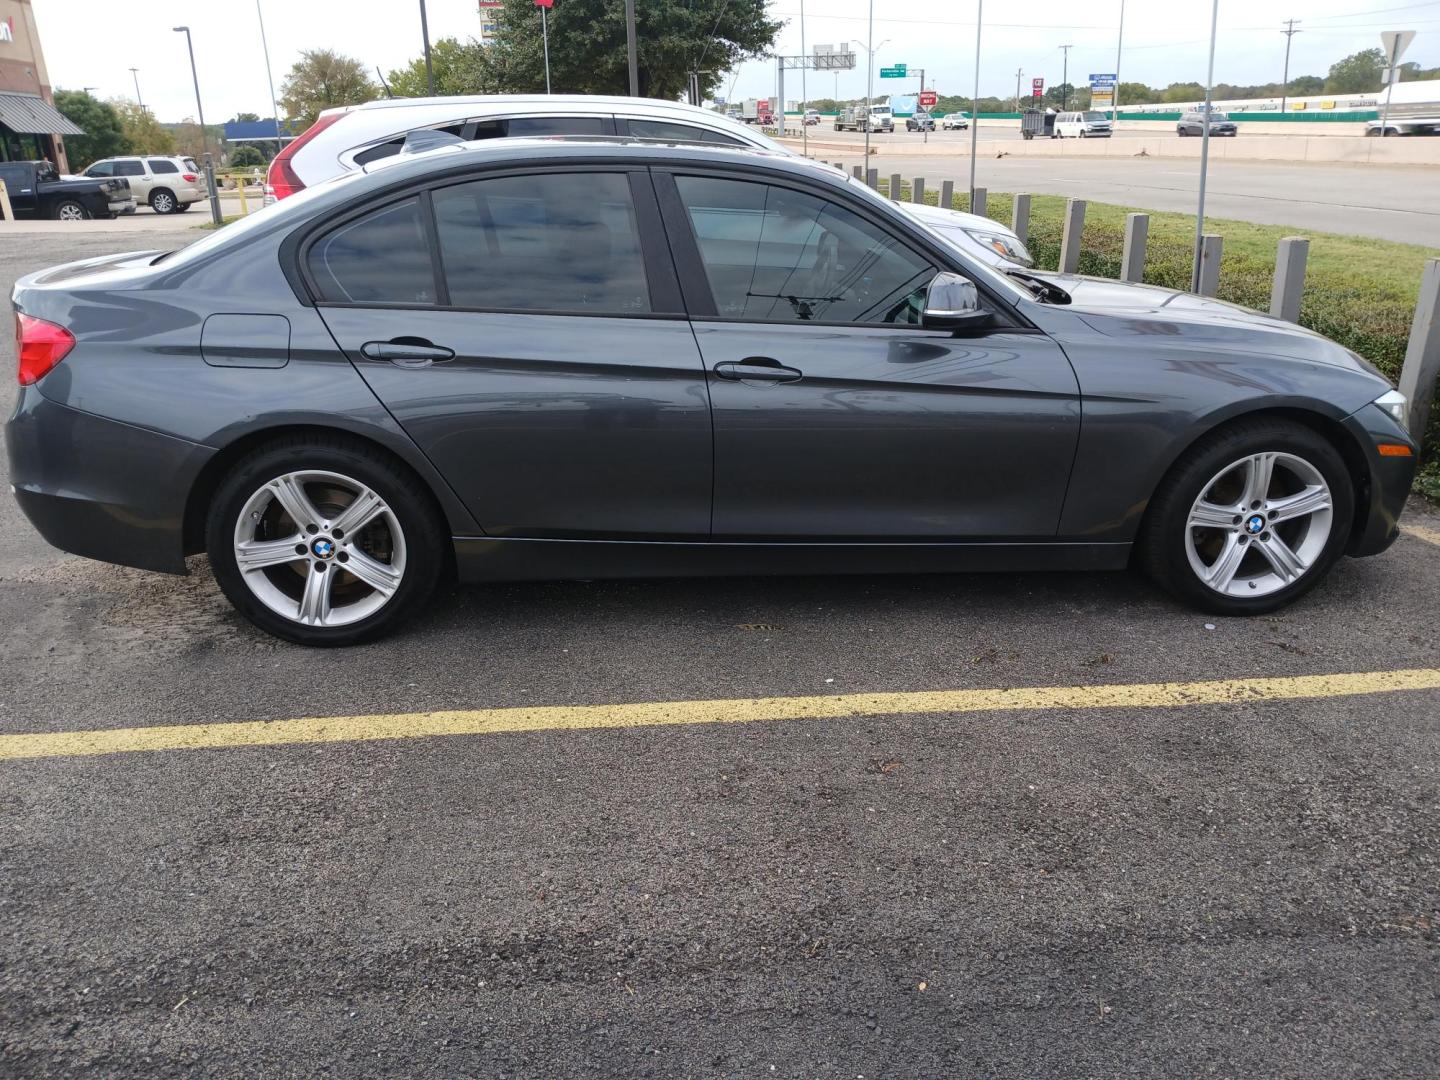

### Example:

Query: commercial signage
xmin=1091 ymin=87 xmax=1114 ymax=109
xmin=1032 ymin=77 xmax=1044 ymax=99
xmin=879 ymin=65 xmax=908 ymax=78
xmin=918 ymin=90 xmax=937 ymax=109
xmin=1088 ymin=73 xmax=1116 ymax=87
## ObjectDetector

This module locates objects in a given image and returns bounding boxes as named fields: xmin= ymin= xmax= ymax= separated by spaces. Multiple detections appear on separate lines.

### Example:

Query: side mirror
xmin=922 ymin=271 xmax=992 ymax=331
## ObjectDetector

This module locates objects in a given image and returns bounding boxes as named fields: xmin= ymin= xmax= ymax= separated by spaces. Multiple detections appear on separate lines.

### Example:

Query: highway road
xmin=787 ymin=132 xmax=1440 ymax=246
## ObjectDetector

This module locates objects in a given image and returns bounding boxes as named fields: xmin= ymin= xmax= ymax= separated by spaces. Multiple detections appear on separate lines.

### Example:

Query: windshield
xmin=872 ymin=106 xmax=892 ymax=115
xmin=1083 ymin=112 xmax=1107 ymax=122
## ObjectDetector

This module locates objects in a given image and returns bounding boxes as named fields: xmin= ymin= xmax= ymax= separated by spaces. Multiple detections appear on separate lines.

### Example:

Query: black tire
xmin=174 ymin=200 xmax=193 ymax=212
xmin=52 ymin=199 xmax=89 ymax=221
xmin=205 ymin=434 xmax=448 ymax=646
xmin=150 ymin=189 xmax=177 ymax=214
xmin=1137 ymin=417 xmax=1354 ymax=616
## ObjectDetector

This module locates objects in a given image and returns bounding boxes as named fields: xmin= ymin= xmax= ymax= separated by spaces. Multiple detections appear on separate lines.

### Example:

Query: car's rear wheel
xmin=206 ymin=436 xmax=447 ymax=645
xmin=150 ymin=189 xmax=176 ymax=214
xmin=1139 ymin=418 xmax=1354 ymax=615
xmin=53 ymin=200 xmax=89 ymax=221
xmin=174 ymin=200 xmax=192 ymax=212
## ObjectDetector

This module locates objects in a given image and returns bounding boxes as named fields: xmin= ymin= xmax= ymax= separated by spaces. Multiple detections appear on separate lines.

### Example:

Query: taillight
xmin=182 ymin=173 xmax=197 ymax=182
xmin=16 ymin=313 xmax=75 ymax=386
xmin=266 ymin=111 xmax=344 ymax=200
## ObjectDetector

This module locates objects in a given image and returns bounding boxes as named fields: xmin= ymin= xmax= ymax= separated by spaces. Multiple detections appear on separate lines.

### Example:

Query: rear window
xmin=149 ymin=159 xmax=179 ymax=173
xmin=183 ymin=158 xmax=199 ymax=173
xmin=307 ymin=196 xmax=436 ymax=305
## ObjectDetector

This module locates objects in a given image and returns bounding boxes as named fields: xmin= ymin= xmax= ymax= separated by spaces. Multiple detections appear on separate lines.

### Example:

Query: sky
xmin=34 ymin=0 xmax=1440 ymax=123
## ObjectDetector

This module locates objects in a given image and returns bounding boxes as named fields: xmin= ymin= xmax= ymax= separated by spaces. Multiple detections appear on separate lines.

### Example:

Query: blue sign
xmin=713 ymin=96 xmax=726 ymax=105
xmin=1089 ymin=73 xmax=1116 ymax=83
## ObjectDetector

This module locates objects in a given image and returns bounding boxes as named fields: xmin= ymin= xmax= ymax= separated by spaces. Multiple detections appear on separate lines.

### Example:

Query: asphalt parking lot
xmin=2 ymin=229 xmax=1439 ymax=1078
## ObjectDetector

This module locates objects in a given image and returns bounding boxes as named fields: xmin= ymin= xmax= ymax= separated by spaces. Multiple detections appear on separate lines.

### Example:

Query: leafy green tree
xmin=387 ymin=37 xmax=489 ymax=97
xmin=53 ymin=90 xmax=126 ymax=169
xmin=1325 ymin=48 xmax=1385 ymax=94
xmin=228 ymin=144 xmax=265 ymax=168
xmin=1160 ymin=82 xmax=1206 ymax=103
xmin=482 ymin=0 xmax=781 ymax=99
xmin=1115 ymin=82 xmax=1159 ymax=106
xmin=280 ymin=49 xmax=377 ymax=128
xmin=1044 ymin=83 xmax=1076 ymax=108
xmin=230 ymin=111 xmax=262 ymax=123
xmin=114 ymin=101 xmax=175 ymax=155
xmin=1288 ymin=75 xmax=1325 ymax=95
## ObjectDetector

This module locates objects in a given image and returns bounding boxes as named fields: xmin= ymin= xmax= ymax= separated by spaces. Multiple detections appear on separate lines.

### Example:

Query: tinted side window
xmin=674 ymin=176 xmax=935 ymax=324
xmin=308 ymin=197 xmax=436 ymax=305
xmin=149 ymin=159 xmax=179 ymax=173
xmin=114 ymin=160 xmax=145 ymax=176
xmin=86 ymin=161 xmax=114 ymax=177
xmin=432 ymin=172 xmax=650 ymax=314
xmin=0 ymin=164 xmax=26 ymax=187
xmin=624 ymin=119 xmax=744 ymax=145
xmin=479 ymin=115 xmax=612 ymax=138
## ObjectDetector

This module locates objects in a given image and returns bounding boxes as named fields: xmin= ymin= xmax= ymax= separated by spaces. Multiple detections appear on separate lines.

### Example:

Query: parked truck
xmin=0 ymin=161 xmax=134 ymax=220
xmin=834 ymin=104 xmax=894 ymax=132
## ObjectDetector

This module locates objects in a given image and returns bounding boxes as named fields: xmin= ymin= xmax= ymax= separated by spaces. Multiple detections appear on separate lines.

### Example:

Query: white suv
xmin=82 ymin=155 xmax=205 ymax=213
xmin=264 ymin=95 xmax=1031 ymax=268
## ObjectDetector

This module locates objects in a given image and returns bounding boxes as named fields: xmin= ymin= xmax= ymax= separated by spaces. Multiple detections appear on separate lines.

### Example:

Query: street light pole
xmin=864 ymin=0 xmax=874 ymax=164
xmin=626 ymin=0 xmax=639 ymax=96
xmin=419 ymin=0 xmax=435 ymax=95
xmin=1113 ymin=0 xmax=1126 ymax=126
xmin=128 ymin=67 xmax=144 ymax=110
xmin=1192 ymin=0 xmax=1220 ymax=292
xmin=255 ymin=1 xmax=283 ymax=158
xmin=173 ymin=26 xmax=222 ymax=225
xmin=1059 ymin=44 xmax=1071 ymax=111
xmin=969 ymin=0 xmax=982 ymax=206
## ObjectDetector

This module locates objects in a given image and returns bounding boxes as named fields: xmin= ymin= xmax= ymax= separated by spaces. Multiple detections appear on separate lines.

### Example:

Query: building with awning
xmin=0 ymin=1 xmax=76 ymax=170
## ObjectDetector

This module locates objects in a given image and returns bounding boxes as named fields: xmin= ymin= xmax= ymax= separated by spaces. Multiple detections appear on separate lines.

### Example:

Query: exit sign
xmin=879 ymin=64 xmax=908 ymax=78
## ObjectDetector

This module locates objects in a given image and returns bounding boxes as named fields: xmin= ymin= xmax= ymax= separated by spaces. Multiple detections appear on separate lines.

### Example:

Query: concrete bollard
xmin=1012 ymin=193 xmax=1030 ymax=245
xmin=912 ymin=178 xmax=926 ymax=205
xmin=852 ymin=164 xmax=863 ymax=180
xmin=1270 ymin=237 xmax=1309 ymax=323
xmin=1196 ymin=234 xmax=1223 ymax=296
xmin=890 ymin=173 xmax=902 ymax=201
xmin=1121 ymin=213 xmax=1149 ymax=282
xmin=1059 ymin=199 xmax=1086 ymax=274
xmin=866 ymin=167 xmax=878 ymax=189
xmin=1399 ymin=257 xmax=1440 ymax=445
xmin=940 ymin=179 xmax=954 ymax=209
xmin=971 ymin=187 xmax=987 ymax=218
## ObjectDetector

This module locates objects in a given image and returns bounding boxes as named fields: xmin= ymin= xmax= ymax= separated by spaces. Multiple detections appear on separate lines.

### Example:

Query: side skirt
xmin=452 ymin=537 xmax=1132 ymax=584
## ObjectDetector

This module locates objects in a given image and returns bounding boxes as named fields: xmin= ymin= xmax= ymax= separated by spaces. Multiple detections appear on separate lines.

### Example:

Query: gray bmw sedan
xmin=5 ymin=139 xmax=1417 ymax=645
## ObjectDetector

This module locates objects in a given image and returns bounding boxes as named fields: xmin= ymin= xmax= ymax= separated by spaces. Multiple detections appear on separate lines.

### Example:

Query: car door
xmin=306 ymin=167 xmax=713 ymax=540
xmin=0 ymin=163 xmax=37 ymax=216
xmin=656 ymin=169 xmax=1080 ymax=540
xmin=112 ymin=158 xmax=149 ymax=202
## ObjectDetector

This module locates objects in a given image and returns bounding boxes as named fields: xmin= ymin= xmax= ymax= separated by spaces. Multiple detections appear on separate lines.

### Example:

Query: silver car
xmin=82 ymin=156 xmax=205 ymax=214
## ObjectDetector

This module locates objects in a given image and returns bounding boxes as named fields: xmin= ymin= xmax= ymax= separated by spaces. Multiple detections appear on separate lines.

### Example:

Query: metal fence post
xmin=1399 ymin=257 xmax=1440 ymax=445
xmin=1059 ymin=199 xmax=1086 ymax=274
xmin=1196 ymin=234 xmax=1223 ymax=296
xmin=890 ymin=173 xmax=902 ymax=201
xmin=1121 ymin=213 xmax=1149 ymax=282
xmin=912 ymin=178 xmax=926 ymax=205
xmin=866 ymin=167 xmax=878 ymax=189
xmin=1012 ymin=193 xmax=1030 ymax=245
xmin=852 ymin=164 xmax=863 ymax=180
xmin=1269 ymin=237 xmax=1309 ymax=323
xmin=940 ymin=179 xmax=954 ymax=209
xmin=971 ymin=187 xmax=987 ymax=217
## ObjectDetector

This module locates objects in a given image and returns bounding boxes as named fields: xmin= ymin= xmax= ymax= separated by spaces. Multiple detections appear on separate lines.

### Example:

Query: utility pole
xmin=1113 ymin=0 xmax=1126 ymax=125
xmin=1279 ymin=19 xmax=1302 ymax=114
xmin=256 ymin=1 xmax=283 ymax=158
xmin=626 ymin=0 xmax=639 ymax=96
xmin=969 ymin=0 xmax=983 ymax=206
xmin=1193 ymin=0 xmax=1220 ymax=292
xmin=1014 ymin=67 xmax=1023 ymax=112
xmin=129 ymin=67 xmax=144 ymax=110
xmin=1059 ymin=44 xmax=1072 ymax=110
xmin=419 ymin=0 xmax=434 ymax=95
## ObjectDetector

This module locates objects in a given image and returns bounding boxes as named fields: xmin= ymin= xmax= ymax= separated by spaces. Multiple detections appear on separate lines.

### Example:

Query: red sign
xmin=534 ymin=0 xmax=553 ymax=7
xmin=1032 ymin=77 xmax=1044 ymax=99
xmin=918 ymin=90 xmax=937 ymax=109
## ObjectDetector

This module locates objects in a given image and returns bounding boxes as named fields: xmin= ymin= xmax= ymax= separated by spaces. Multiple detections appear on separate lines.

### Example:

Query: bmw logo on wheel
xmin=1246 ymin=515 xmax=1265 ymax=535
xmin=312 ymin=538 xmax=336 ymax=559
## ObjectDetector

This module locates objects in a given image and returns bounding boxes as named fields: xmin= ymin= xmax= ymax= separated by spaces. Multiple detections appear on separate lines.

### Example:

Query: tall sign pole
xmin=255 ymin=1 xmax=282 ymax=157
xmin=536 ymin=0 xmax=553 ymax=94
xmin=969 ymin=0 xmax=982 ymax=206
xmin=1380 ymin=31 xmax=1416 ymax=136
xmin=1113 ymin=0 xmax=1125 ymax=126
xmin=1192 ymin=0 xmax=1219 ymax=292
xmin=800 ymin=0 xmax=808 ymax=155
xmin=864 ymin=0 xmax=874 ymax=164
xmin=626 ymin=0 xmax=639 ymax=96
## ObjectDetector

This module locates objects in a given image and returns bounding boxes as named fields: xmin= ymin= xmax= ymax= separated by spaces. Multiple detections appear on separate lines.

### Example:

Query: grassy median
xmin=926 ymin=188 xmax=1437 ymax=488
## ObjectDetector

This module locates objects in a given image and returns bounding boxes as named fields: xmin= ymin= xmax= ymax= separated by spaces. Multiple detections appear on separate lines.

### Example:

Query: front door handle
xmin=713 ymin=357 xmax=803 ymax=383
xmin=360 ymin=339 xmax=455 ymax=367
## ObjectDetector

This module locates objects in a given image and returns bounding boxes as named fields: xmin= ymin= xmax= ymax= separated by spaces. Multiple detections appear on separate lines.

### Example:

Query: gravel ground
xmin=1 ymin=229 xmax=1437 ymax=1079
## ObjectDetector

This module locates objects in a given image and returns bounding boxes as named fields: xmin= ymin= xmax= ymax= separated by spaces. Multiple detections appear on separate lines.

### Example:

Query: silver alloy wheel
xmin=152 ymin=192 xmax=174 ymax=213
xmin=1184 ymin=451 xmax=1333 ymax=598
xmin=56 ymin=203 xmax=85 ymax=221
xmin=232 ymin=469 xmax=407 ymax=628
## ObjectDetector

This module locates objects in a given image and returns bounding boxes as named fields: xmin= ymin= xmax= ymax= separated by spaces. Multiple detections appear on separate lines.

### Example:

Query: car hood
xmin=899 ymin=202 xmax=995 ymax=234
xmin=1028 ymin=272 xmax=1383 ymax=376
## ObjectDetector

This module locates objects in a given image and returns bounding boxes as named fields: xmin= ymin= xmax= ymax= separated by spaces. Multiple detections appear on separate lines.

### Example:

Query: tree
xmin=1116 ymin=81 xmax=1159 ymax=105
xmin=1161 ymin=82 xmax=1206 ymax=103
xmin=1045 ymin=83 xmax=1076 ymax=108
xmin=229 ymin=144 xmax=265 ymax=168
xmin=230 ymin=111 xmax=261 ymax=123
xmin=387 ymin=37 xmax=489 ymax=97
xmin=113 ymin=101 xmax=175 ymax=155
xmin=53 ymin=89 xmax=126 ymax=169
xmin=1288 ymin=75 xmax=1325 ymax=95
xmin=482 ymin=0 xmax=780 ymax=99
xmin=1325 ymin=48 xmax=1385 ymax=94
xmin=280 ymin=49 xmax=377 ymax=127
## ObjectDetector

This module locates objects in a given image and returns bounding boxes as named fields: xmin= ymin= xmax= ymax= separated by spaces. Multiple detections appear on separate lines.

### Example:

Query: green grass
xmin=898 ymin=183 xmax=1436 ymax=465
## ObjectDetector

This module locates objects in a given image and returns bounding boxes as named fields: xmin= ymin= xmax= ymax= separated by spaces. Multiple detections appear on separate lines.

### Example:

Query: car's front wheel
xmin=206 ymin=435 xmax=447 ymax=645
xmin=1139 ymin=418 xmax=1354 ymax=615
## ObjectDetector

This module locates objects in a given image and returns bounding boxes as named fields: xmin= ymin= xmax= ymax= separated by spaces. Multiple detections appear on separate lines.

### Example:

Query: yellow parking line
xmin=2 ymin=668 xmax=1438 ymax=763
xmin=1408 ymin=524 xmax=1440 ymax=547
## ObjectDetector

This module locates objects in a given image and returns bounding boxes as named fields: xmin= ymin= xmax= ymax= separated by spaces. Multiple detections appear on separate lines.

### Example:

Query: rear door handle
xmin=713 ymin=357 xmax=803 ymax=383
xmin=360 ymin=339 xmax=455 ymax=367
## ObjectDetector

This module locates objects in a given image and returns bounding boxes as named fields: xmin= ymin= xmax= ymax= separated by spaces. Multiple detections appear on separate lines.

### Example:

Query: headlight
xmin=1373 ymin=388 xmax=1407 ymax=425
xmin=964 ymin=229 xmax=1034 ymax=267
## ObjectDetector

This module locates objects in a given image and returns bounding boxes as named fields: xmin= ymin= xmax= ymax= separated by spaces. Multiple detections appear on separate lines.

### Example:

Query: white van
xmin=1053 ymin=111 xmax=1113 ymax=138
